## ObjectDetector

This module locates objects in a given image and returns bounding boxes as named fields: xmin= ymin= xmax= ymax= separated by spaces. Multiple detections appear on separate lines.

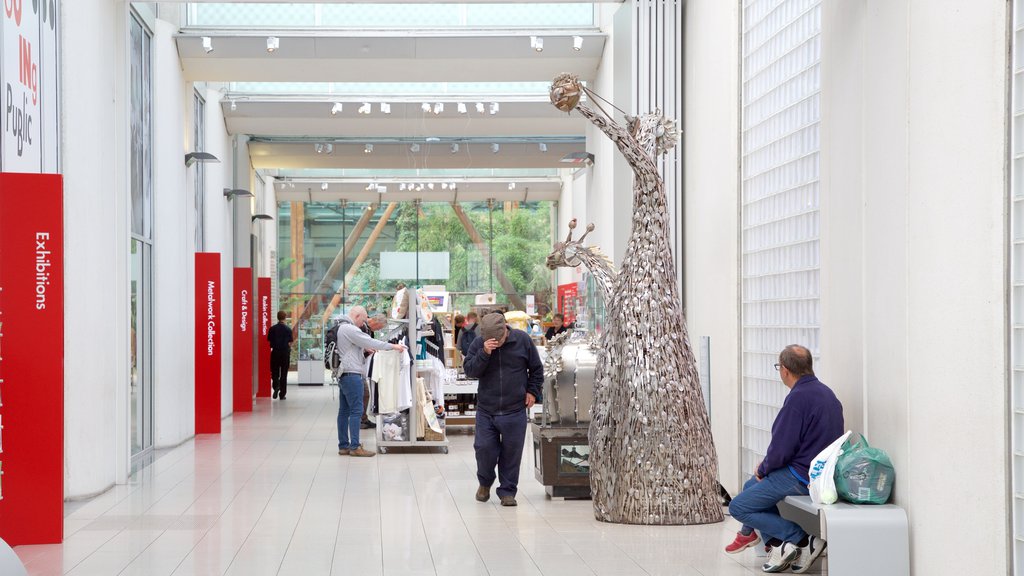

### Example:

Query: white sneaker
xmin=791 ymin=536 xmax=827 ymax=573
xmin=761 ymin=542 xmax=799 ymax=573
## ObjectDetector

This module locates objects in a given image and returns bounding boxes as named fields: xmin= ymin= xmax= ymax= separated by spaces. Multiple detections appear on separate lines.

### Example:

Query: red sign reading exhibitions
xmin=195 ymin=253 xmax=221 ymax=434
xmin=233 ymin=268 xmax=252 ymax=412
xmin=257 ymin=277 xmax=272 ymax=398
xmin=0 ymin=172 xmax=64 ymax=545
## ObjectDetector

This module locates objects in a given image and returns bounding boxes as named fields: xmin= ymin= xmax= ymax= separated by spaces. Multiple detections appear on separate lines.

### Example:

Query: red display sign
xmin=195 ymin=253 xmax=221 ymax=434
xmin=232 ymin=268 xmax=253 ymax=412
xmin=257 ymin=277 xmax=272 ymax=398
xmin=557 ymin=282 xmax=579 ymax=325
xmin=0 ymin=173 xmax=64 ymax=544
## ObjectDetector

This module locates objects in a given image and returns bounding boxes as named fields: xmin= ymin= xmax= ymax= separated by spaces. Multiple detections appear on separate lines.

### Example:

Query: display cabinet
xmin=297 ymin=316 xmax=325 ymax=385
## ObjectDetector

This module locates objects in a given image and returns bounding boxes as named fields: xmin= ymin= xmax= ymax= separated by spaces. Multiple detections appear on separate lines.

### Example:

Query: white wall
xmin=62 ymin=0 xmax=129 ymax=498
xmin=151 ymin=17 xmax=195 ymax=448
xmin=202 ymin=87 xmax=236 ymax=419
xmin=818 ymin=2 xmax=1008 ymax=574
xmin=682 ymin=0 xmax=741 ymax=494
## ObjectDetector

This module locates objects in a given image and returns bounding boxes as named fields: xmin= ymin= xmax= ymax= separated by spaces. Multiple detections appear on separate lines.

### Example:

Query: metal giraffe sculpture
xmin=548 ymin=73 xmax=722 ymax=525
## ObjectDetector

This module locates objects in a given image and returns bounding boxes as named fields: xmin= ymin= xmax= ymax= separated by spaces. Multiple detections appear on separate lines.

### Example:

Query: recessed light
xmin=531 ymin=36 xmax=544 ymax=52
xmin=331 ymin=102 xmax=343 ymax=115
xmin=573 ymin=36 xmax=584 ymax=51
xmin=364 ymin=143 xmax=373 ymax=154
xmin=266 ymin=36 xmax=279 ymax=53
xmin=491 ymin=143 xmax=500 ymax=154
xmin=202 ymin=36 xmax=213 ymax=54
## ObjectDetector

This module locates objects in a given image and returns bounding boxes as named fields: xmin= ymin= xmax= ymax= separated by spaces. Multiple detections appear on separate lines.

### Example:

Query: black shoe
xmin=500 ymin=495 xmax=517 ymax=507
xmin=272 ymin=389 xmax=278 ymax=399
xmin=279 ymin=395 xmax=286 ymax=400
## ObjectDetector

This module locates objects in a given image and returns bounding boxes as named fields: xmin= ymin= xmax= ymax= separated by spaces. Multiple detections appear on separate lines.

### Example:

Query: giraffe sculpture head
xmin=546 ymin=218 xmax=596 ymax=269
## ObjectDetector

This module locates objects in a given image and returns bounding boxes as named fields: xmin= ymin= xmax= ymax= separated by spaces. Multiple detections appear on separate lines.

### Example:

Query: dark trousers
xmin=474 ymin=408 xmax=528 ymax=498
xmin=270 ymin=351 xmax=289 ymax=398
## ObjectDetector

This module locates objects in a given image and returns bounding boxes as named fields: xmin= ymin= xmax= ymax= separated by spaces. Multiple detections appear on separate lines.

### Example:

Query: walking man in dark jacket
xmin=267 ymin=311 xmax=293 ymax=400
xmin=463 ymin=312 xmax=543 ymax=506
xmin=725 ymin=344 xmax=843 ymax=574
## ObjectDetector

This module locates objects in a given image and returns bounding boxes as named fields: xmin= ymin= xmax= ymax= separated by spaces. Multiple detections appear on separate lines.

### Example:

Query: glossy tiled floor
xmin=15 ymin=386 xmax=817 ymax=576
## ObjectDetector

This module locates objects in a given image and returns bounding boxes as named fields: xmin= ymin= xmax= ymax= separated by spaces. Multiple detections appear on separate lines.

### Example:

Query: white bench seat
xmin=781 ymin=495 xmax=909 ymax=576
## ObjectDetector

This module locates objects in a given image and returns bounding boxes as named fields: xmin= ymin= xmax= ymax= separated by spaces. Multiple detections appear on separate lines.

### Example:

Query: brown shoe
xmin=338 ymin=449 xmax=350 ymax=456
xmin=500 ymin=495 xmax=517 ymax=507
xmin=349 ymin=446 xmax=376 ymax=458
xmin=475 ymin=486 xmax=490 ymax=502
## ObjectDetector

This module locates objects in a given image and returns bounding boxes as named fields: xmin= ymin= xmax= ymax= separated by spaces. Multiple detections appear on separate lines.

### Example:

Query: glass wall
xmin=276 ymin=200 xmax=555 ymax=326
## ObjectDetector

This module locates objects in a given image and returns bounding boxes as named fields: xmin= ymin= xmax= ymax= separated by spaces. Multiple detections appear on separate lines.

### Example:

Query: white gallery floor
xmin=14 ymin=386 xmax=819 ymax=576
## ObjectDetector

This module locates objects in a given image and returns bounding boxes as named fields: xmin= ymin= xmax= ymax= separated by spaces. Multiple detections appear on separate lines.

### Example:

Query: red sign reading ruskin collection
xmin=257 ymin=277 xmax=272 ymax=398
xmin=0 ymin=173 xmax=64 ymax=545
xmin=232 ymin=268 xmax=252 ymax=412
xmin=195 ymin=253 xmax=221 ymax=434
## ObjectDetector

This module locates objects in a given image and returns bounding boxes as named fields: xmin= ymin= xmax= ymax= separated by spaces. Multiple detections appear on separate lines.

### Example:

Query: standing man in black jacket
xmin=463 ymin=312 xmax=543 ymax=506
xmin=267 ymin=311 xmax=294 ymax=400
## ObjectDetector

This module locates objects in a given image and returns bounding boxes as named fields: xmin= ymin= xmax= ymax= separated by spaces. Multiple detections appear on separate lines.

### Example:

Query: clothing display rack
xmin=376 ymin=287 xmax=450 ymax=454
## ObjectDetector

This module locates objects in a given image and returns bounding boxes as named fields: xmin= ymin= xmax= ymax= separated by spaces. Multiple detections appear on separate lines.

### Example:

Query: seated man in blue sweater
xmin=725 ymin=344 xmax=844 ymax=574
xmin=463 ymin=312 xmax=543 ymax=507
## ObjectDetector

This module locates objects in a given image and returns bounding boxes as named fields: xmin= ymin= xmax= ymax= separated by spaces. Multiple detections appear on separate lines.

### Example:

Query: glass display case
xmin=297 ymin=316 xmax=325 ymax=385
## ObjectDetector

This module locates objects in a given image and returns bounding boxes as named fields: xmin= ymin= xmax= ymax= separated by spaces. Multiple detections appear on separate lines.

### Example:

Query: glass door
xmin=130 ymin=239 xmax=153 ymax=457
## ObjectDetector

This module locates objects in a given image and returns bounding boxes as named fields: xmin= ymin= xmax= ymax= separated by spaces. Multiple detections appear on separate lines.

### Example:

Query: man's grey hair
xmin=348 ymin=305 xmax=368 ymax=320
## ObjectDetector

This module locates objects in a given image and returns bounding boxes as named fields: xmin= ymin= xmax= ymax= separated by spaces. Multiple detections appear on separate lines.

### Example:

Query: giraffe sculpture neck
xmin=573 ymin=247 xmax=616 ymax=305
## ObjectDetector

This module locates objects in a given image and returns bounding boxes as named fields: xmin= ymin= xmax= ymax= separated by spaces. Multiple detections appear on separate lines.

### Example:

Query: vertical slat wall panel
xmin=633 ymin=0 xmax=682 ymax=294
xmin=739 ymin=0 xmax=822 ymax=477
xmin=1010 ymin=1 xmax=1024 ymax=570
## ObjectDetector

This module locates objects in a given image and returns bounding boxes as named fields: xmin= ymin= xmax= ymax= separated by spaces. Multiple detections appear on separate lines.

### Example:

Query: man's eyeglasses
xmin=773 ymin=363 xmax=781 ymax=371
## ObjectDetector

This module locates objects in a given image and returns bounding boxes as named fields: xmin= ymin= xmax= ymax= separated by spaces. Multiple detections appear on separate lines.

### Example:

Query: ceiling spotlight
xmin=184 ymin=151 xmax=219 ymax=167
xmin=321 ymin=182 xmax=329 ymax=191
xmin=476 ymin=102 xmax=485 ymax=114
xmin=427 ymin=183 xmax=435 ymax=190
xmin=441 ymin=183 xmax=449 ymax=190
xmin=508 ymin=182 xmax=516 ymax=190
xmin=202 ymin=36 xmax=213 ymax=54
xmin=489 ymin=102 xmax=499 ymax=115
xmin=358 ymin=102 xmax=371 ymax=115
xmin=433 ymin=102 xmax=444 ymax=114
xmin=457 ymin=102 xmax=467 ymax=114
xmin=230 ymin=100 xmax=237 ymax=111
xmin=331 ymin=102 xmax=343 ymax=115
xmin=364 ymin=143 xmax=373 ymax=154
xmin=399 ymin=183 xmax=407 ymax=191
xmin=491 ymin=143 xmax=500 ymax=154
xmin=450 ymin=143 xmax=460 ymax=154
xmin=539 ymin=142 xmax=548 ymax=152
xmin=266 ymin=36 xmax=279 ymax=53
xmin=410 ymin=143 xmax=421 ymax=153
xmin=365 ymin=182 xmax=376 ymax=191
xmin=315 ymin=143 xmax=324 ymax=154
xmin=450 ymin=182 xmax=457 ymax=190
xmin=422 ymin=102 xmax=431 ymax=113
xmin=376 ymin=185 xmax=387 ymax=194
xmin=380 ymin=102 xmax=391 ymax=114
xmin=573 ymin=35 xmax=584 ymax=51
xmin=530 ymin=36 xmax=544 ymax=52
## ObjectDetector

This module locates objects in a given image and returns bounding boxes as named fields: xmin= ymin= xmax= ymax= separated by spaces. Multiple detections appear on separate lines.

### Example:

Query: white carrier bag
xmin=808 ymin=430 xmax=853 ymax=505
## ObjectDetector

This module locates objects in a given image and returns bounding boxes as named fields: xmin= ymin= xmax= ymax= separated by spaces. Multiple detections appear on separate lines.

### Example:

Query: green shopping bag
xmin=835 ymin=434 xmax=895 ymax=504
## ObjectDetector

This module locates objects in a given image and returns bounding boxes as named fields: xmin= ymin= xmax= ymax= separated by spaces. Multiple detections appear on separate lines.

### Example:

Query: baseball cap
xmin=479 ymin=312 xmax=508 ymax=342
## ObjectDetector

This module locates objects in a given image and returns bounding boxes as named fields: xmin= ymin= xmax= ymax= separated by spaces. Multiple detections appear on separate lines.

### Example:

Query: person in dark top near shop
xmin=458 ymin=311 xmax=479 ymax=358
xmin=725 ymin=344 xmax=843 ymax=574
xmin=267 ymin=311 xmax=294 ymax=400
xmin=463 ymin=312 xmax=543 ymax=507
xmin=544 ymin=313 xmax=570 ymax=341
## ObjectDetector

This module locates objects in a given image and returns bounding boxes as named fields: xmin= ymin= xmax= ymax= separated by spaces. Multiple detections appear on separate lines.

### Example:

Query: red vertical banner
xmin=557 ymin=282 xmax=579 ymax=325
xmin=232 ymin=268 xmax=253 ymax=412
xmin=195 ymin=253 xmax=221 ymax=434
xmin=0 ymin=173 xmax=64 ymax=545
xmin=257 ymin=277 xmax=272 ymax=398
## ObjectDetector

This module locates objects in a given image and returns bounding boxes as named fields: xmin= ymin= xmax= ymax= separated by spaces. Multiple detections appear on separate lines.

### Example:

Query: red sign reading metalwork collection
xmin=195 ymin=253 xmax=221 ymax=434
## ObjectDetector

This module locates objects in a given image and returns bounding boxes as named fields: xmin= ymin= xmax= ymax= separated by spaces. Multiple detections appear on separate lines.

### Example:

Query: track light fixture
xmin=489 ymin=102 xmax=499 ymax=115
xmin=314 ymin=143 xmax=333 ymax=155
xmin=266 ymin=36 xmax=279 ymax=53
xmin=573 ymin=35 xmax=584 ymax=51
xmin=422 ymin=102 xmax=432 ymax=113
xmin=450 ymin=182 xmax=457 ymax=190
xmin=450 ymin=143 xmax=460 ymax=154
xmin=331 ymin=102 xmax=343 ymax=115
xmin=476 ymin=102 xmax=485 ymax=114
xmin=377 ymin=185 xmax=387 ymax=194
xmin=433 ymin=102 xmax=444 ymax=115
xmin=509 ymin=182 xmax=517 ymax=190
xmin=457 ymin=102 xmax=467 ymax=114
xmin=491 ymin=143 xmax=500 ymax=154
xmin=202 ymin=36 xmax=213 ymax=54
xmin=321 ymin=182 xmax=329 ymax=191
xmin=380 ymin=102 xmax=391 ymax=114
xmin=441 ymin=183 xmax=449 ymax=190
xmin=399 ymin=183 xmax=407 ymax=191
xmin=365 ymin=182 xmax=376 ymax=191
xmin=230 ymin=100 xmax=237 ymax=111
xmin=364 ymin=144 xmax=373 ymax=154
xmin=539 ymin=142 xmax=548 ymax=152
xmin=530 ymin=36 xmax=544 ymax=52
xmin=358 ymin=102 xmax=371 ymax=115
xmin=410 ymin=143 xmax=421 ymax=153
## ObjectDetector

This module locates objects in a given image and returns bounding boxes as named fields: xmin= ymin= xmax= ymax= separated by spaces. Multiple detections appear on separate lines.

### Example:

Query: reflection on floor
xmin=15 ymin=386 xmax=816 ymax=576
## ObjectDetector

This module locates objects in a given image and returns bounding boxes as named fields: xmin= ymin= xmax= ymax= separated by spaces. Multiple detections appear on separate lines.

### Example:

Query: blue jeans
xmin=474 ymin=409 xmax=528 ymax=498
xmin=728 ymin=469 xmax=810 ymax=545
xmin=337 ymin=373 xmax=364 ymax=450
